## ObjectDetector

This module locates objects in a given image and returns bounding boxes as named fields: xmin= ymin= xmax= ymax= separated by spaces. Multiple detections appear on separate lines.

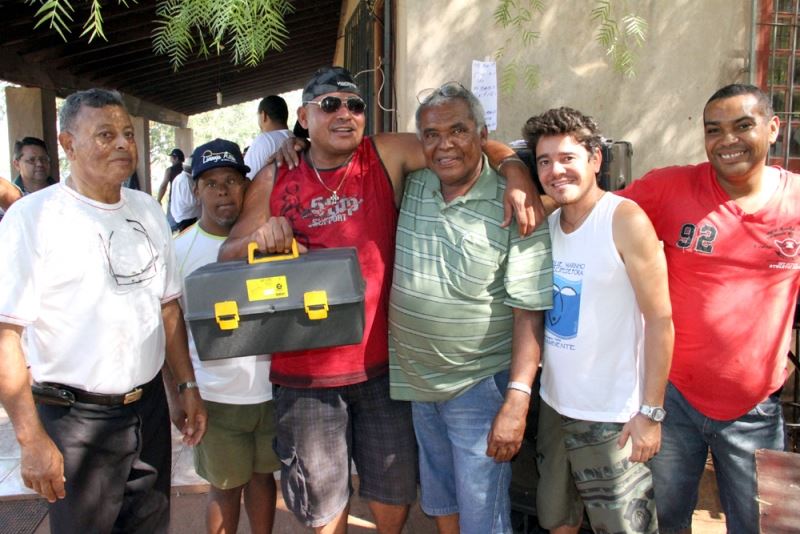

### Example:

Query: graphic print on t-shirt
xmin=545 ymin=263 xmax=584 ymax=343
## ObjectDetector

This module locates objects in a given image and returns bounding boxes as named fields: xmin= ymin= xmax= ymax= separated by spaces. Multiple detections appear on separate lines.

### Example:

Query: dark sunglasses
xmin=304 ymin=96 xmax=366 ymax=115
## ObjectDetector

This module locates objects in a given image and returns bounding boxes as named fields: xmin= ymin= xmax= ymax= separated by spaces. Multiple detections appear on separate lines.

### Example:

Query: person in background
xmin=158 ymin=147 xmax=185 ymax=231
xmin=170 ymin=138 xmax=278 ymax=534
xmin=244 ymin=95 xmax=291 ymax=179
xmin=12 ymin=136 xmax=56 ymax=195
xmin=170 ymin=156 xmax=200 ymax=231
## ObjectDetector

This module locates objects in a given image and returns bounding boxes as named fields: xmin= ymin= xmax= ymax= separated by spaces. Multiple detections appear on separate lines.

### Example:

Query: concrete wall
xmin=395 ymin=0 xmax=752 ymax=180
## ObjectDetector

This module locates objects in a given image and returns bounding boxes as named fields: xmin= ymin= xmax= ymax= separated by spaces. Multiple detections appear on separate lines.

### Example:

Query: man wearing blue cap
xmin=168 ymin=138 xmax=279 ymax=534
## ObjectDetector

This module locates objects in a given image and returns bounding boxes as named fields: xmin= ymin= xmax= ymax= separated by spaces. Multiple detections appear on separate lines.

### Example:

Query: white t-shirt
xmin=541 ymin=194 xmax=645 ymax=422
xmin=169 ymin=170 xmax=200 ymax=223
xmin=175 ymin=224 xmax=272 ymax=404
xmin=244 ymin=129 xmax=291 ymax=179
xmin=0 ymin=182 xmax=182 ymax=394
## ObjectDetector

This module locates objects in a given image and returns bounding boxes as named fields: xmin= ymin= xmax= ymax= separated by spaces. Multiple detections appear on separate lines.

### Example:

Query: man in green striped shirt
xmin=388 ymin=83 xmax=552 ymax=534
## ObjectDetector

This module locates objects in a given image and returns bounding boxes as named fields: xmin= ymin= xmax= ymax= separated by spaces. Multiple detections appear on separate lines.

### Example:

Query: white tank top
xmin=540 ymin=193 xmax=644 ymax=422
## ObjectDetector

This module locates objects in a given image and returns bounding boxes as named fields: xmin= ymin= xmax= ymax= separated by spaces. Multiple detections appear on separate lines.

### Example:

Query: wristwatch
xmin=639 ymin=404 xmax=666 ymax=422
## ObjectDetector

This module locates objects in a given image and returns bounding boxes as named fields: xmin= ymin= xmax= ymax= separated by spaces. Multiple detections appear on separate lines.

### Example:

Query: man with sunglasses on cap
xmin=219 ymin=66 xmax=540 ymax=534
xmin=0 ymin=88 xmax=205 ymax=533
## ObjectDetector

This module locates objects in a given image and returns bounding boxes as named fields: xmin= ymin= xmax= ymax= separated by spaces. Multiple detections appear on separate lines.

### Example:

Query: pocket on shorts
xmin=491 ymin=369 xmax=510 ymax=403
xmin=274 ymin=438 xmax=310 ymax=517
xmin=753 ymin=389 xmax=783 ymax=418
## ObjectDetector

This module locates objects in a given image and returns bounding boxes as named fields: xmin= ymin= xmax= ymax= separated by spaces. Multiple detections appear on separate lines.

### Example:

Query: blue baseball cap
xmin=191 ymin=138 xmax=250 ymax=180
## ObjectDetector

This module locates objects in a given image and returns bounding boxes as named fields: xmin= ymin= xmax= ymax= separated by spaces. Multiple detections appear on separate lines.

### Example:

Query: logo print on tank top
xmin=546 ymin=271 xmax=582 ymax=340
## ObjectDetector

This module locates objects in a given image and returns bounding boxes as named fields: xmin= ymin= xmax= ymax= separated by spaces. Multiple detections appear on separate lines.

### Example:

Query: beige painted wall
xmin=395 ymin=0 xmax=752 ymax=180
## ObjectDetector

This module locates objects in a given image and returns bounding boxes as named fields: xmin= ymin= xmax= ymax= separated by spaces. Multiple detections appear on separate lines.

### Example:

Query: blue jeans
xmin=412 ymin=371 xmax=512 ymax=534
xmin=650 ymin=381 xmax=785 ymax=534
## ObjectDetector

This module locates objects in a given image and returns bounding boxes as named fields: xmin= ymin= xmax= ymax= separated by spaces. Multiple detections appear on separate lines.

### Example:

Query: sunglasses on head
xmin=304 ymin=96 xmax=366 ymax=115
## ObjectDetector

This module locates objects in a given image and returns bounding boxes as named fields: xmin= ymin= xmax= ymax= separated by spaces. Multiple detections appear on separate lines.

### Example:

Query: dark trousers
xmin=37 ymin=374 xmax=171 ymax=534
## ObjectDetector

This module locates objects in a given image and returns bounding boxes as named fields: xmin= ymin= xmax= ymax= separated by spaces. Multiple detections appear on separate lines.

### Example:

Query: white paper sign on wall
xmin=471 ymin=60 xmax=498 ymax=131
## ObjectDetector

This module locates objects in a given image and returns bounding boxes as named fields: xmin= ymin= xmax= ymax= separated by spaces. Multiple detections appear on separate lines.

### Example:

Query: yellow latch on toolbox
xmin=215 ymin=301 xmax=240 ymax=330
xmin=304 ymin=291 xmax=329 ymax=320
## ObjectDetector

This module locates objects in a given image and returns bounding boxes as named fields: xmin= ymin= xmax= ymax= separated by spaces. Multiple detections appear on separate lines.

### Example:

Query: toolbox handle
xmin=248 ymin=240 xmax=299 ymax=264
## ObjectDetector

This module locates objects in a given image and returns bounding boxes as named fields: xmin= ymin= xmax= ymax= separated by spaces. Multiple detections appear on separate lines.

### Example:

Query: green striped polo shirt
xmin=389 ymin=157 xmax=553 ymax=402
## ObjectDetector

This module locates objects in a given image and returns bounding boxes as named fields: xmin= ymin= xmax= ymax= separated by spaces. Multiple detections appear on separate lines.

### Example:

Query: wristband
xmin=507 ymin=381 xmax=532 ymax=396
xmin=496 ymin=156 xmax=525 ymax=173
xmin=177 ymin=381 xmax=199 ymax=394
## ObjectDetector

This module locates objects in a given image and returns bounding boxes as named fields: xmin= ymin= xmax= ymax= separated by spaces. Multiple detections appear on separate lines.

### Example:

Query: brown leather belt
xmin=40 ymin=382 xmax=144 ymax=406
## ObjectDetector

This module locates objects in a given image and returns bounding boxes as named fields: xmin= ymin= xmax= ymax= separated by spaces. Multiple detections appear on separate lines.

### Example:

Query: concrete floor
xmin=0 ymin=405 xmax=727 ymax=533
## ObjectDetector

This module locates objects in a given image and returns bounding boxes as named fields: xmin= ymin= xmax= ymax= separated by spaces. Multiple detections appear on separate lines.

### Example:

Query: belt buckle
xmin=123 ymin=388 xmax=143 ymax=405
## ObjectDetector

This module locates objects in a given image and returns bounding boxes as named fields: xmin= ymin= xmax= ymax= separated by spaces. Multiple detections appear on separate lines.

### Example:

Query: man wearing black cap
xmin=158 ymin=147 xmax=186 ymax=231
xmin=220 ymin=66 xmax=538 ymax=533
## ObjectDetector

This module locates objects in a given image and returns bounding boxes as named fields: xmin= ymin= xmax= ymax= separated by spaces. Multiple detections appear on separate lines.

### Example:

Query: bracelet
xmin=496 ymin=156 xmax=525 ymax=173
xmin=177 ymin=381 xmax=199 ymax=394
xmin=507 ymin=381 xmax=532 ymax=396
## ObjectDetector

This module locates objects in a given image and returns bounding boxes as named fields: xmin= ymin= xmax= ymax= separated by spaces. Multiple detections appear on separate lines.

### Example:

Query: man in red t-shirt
xmin=219 ymin=66 xmax=540 ymax=533
xmin=619 ymin=84 xmax=800 ymax=534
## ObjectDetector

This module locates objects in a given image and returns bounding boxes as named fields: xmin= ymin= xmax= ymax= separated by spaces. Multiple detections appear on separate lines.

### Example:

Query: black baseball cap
xmin=302 ymin=66 xmax=361 ymax=102
xmin=191 ymin=138 xmax=250 ymax=180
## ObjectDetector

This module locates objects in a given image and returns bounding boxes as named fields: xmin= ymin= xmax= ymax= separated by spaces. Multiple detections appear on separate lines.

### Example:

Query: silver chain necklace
xmin=308 ymin=152 xmax=352 ymax=203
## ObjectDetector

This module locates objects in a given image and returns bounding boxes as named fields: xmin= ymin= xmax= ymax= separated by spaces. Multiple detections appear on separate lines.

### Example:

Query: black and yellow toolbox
xmin=184 ymin=241 xmax=365 ymax=361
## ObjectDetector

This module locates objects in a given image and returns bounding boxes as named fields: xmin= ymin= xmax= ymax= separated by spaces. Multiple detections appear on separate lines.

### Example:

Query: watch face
xmin=640 ymin=405 xmax=666 ymax=422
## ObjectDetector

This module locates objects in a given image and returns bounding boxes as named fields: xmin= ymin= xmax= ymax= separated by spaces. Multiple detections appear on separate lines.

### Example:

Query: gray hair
xmin=415 ymin=82 xmax=486 ymax=136
xmin=59 ymin=88 xmax=126 ymax=133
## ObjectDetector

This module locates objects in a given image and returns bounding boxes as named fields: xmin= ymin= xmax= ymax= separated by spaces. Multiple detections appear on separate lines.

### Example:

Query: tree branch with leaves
xmin=26 ymin=0 xmax=294 ymax=69
xmin=494 ymin=0 xmax=648 ymax=92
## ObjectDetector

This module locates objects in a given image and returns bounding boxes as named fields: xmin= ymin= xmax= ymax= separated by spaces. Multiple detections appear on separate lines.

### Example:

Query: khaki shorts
xmin=193 ymin=400 xmax=280 ymax=490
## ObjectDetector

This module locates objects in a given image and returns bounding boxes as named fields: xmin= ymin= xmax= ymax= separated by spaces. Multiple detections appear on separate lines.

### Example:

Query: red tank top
xmin=268 ymin=137 xmax=398 ymax=387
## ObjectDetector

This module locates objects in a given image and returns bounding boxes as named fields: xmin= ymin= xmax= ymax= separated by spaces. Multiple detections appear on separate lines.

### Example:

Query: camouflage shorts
xmin=536 ymin=401 xmax=658 ymax=534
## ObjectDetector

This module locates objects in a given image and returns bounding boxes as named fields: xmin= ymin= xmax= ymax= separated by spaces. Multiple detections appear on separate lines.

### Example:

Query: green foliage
xmin=152 ymin=0 xmax=294 ymax=70
xmin=26 ymin=0 xmax=293 ymax=70
xmin=590 ymin=0 xmax=648 ymax=77
xmin=494 ymin=0 xmax=649 ymax=93
xmin=493 ymin=0 xmax=545 ymax=92
xmin=28 ymin=0 xmax=133 ymax=42
xmin=29 ymin=0 xmax=75 ymax=41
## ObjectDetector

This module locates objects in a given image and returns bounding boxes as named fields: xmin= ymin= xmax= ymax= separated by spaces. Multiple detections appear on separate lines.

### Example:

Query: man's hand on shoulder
xmin=499 ymin=160 xmax=545 ymax=237
xmin=271 ymin=135 xmax=307 ymax=170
